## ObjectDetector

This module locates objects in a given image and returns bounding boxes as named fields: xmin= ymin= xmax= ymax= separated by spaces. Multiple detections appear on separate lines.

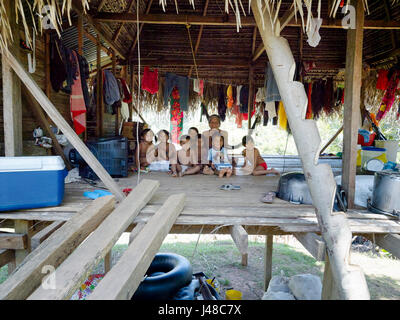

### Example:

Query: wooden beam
xmin=264 ymin=235 xmax=273 ymax=291
xmin=341 ymin=0 xmax=364 ymax=209
xmin=44 ymin=33 xmax=51 ymax=99
xmin=77 ymin=15 xmax=84 ymax=55
xmin=97 ymin=0 xmax=108 ymax=12
xmin=363 ymin=233 xmax=400 ymax=260
xmin=319 ymin=125 xmax=344 ymax=155
xmin=72 ymin=0 xmax=126 ymax=59
xmin=0 ymin=249 xmax=15 ymax=268
xmin=111 ymin=0 xmax=136 ymax=42
xmin=0 ymin=196 xmax=115 ymax=300
xmin=294 ymin=233 xmax=326 ymax=261
xmin=82 ymin=28 xmax=111 ymax=56
xmin=14 ymin=220 xmax=32 ymax=265
xmin=88 ymin=193 xmax=186 ymax=300
xmin=2 ymin=0 xmax=22 ymax=156
xmin=2 ymin=49 xmax=125 ymax=201
xmin=128 ymin=222 xmax=146 ymax=244
xmin=28 ymin=180 xmax=160 ymax=300
xmin=248 ymin=66 xmax=254 ymax=130
xmin=230 ymin=225 xmax=248 ymax=266
xmin=0 ymin=233 xmax=27 ymax=250
xmin=21 ymin=85 xmax=73 ymax=170
xmin=97 ymin=34 xmax=104 ymax=137
xmin=279 ymin=4 xmax=296 ymax=31
xmin=30 ymin=221 xmax=65 ymax=251
xmin=136 ymin=57 xmax=254 ymax=67
xmin=252 ymin=43 xmax=265 ymax=62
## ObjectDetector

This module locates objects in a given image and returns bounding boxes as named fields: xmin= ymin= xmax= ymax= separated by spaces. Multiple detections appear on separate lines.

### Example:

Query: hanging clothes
xmin=265 ymin=62 xmax=281 ymax=103
xmin=170 ymin=87 xmax=183 ymax=144
xmin=164 ymin=73 xmax=190 ymax=111
xmin=193 ymin=79 xmax=204 ymax=97
xmin=119 ymin=78 xmax=132 ymax=103
xmin=218 ymin=85 xmax=227 ymax=121
xmin=278 ymin=102 xmax=287 ymax=131
xmin=239 ymin=86 xmax=249 ymax=113
xmin=142 ymin=66 xmax=159 ymax=94
xmin=242 ymin=99 xmax=256 ymax=121
xmin=231 ymin=103 xmax=243 ymax=128
xmin=376 ymin=69 xmax=389 ymax=91
xmin=323 ymin=77 xmax=334 ymax=115
xmin=307 ymin=18 xmax=323 ymax=47
xmin=263 ymin=105 xmax=269 ymax=126
xmin=272 ymin=101 xmax=279 ymax=125
xmin=255 ymin=87 xmax=266 ymax=103
xmin=236 ymin=85 xmax=242 ymax=107
xmin=77 ymin=53 xmax=90 ymax=110
xmin=103 ymin=69 xmax=121 ymax=108
xmin=376 ymin=70 xmax=400 ymax=121
xmin=265 ymin=101 xmax=277 ymax=118
xmin=227 ymin=85 xmax=234 ymax=108
xmin=69 ymin=51 xmax=86 ymax=135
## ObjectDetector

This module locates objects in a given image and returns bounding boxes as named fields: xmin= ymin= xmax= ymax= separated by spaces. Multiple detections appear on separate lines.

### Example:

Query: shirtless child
xmin=178 ymin=135 xmax=202 ymax=176
xmin=237 ymin=135 xmax=280 ymax=176
xmin=136 ymin=128 xmax=156 ymax=170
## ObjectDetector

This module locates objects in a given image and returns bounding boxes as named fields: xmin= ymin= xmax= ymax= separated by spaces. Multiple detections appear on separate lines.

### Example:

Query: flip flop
xmin=260 ymin=191 xmax=276 ymax=203
xmin=219 ymin=184 xmax=241 ymax=191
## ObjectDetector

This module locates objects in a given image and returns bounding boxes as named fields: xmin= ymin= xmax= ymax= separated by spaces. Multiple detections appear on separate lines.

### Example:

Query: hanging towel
xmin=255 ymin=87 xmax=266 ymax=103
xmin=193 ymin=79 xmax=204 ymax=97
xmin=231 ymin=104 xmax=243 ymax=128
xmin=227 ymin=85 xmax=234 ymax=108
xmin=121 ymin=101 xmax=130 ymax=121
xmin=265 ymin=62 xmax=281 ymax=103
xmin=103 ymin=69 xmax=121 ymax=106
xmin=236 ymin=85 xmax=242 ymax=107
xmin=278 ymin=101 xmax=287 ymax=131
xmin=170 ymin=87 xmax=183 ymax=144
xmin=376 ymin=69 xmax=389 ymax=90
xmin=265 ymin=101 xmax=277 ymax=118
xmin=307 ymin=18 xmax=323 ymax=47
xmin=70 ymin=51 xmax=86 ymax=135
xmin=164 ymin=73 xmax=190 ymax=111
xmin=142 ymin=66 xmax=159 ymax=94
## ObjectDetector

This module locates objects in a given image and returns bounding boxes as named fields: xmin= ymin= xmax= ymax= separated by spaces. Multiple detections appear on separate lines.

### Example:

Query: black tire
xmin=132 ymin=253 xmax=193 ymax=300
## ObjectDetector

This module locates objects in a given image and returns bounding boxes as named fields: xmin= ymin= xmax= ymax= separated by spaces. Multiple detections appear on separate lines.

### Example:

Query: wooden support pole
xmin=30 ymin=221 xmax=65 ymax=251
xmin=0 ymin=249 xmax=15 ymax=275
xmin=342 ymin=0 xmax=364 ymax=209
xmin=320 ymin=125 xmax=344 ymax=155
xmin=230 ymin=225 xmax=249 ymax=266
xmin=44 ymin=32 xmax=51 ymax=100
xmin=77 ymin=16 xmax=84 ymax=56
xmin=2 ymin=0 xmax=23 ymax=156
xmin=88 ymin=194 xmax=186 ymax=300
xmin=363 ymin=233 xmax=400 ymax=260
xmin=0 ymin=196 xmax=115 ymax=300
xmin=294 ymin=232 xmax=326 ymax=261
xmin=96 ymin=34 xmax=104 ymax=137
xmin=248 ymin=66 xmax=254 ymax=131
xmin=112 ymin=50 xmax=119 ymax=136
xmin=263 ymin=235 xmax=273 ymax=291
xmin=13 ymin=220 xmax=32 ymax=265
xmin=322 ymin=253 xmax=340 ymax=300
xmin=2 ymin=50 xmax=125 ymax=201
xmin=28 ymin=180 xmax=159 ymax=300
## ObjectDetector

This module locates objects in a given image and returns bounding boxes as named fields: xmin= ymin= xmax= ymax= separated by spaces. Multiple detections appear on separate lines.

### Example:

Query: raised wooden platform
xmin=1 ymin=172 xmax=399 ymax=236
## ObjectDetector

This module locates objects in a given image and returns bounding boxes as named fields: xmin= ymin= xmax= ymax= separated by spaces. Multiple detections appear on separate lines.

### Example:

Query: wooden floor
xmin=1 ymin=172 xmax=400 ymax=236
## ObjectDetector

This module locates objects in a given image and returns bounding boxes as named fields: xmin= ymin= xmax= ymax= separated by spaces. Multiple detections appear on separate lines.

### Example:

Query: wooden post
xmin=44 ymin=32 xmax=52 ymax=100
xmin=263 ymin=235 xmax=273 ymax=291
xmin=96 ymin=34 xmax=104 ymax=137
xmin=342 ymin=0 xmax=364 ymax=209
xmin=112 ymin=50 xmax=119 ymax=136
xmin=14 ymin=220 xmax=32 ymax=266
xmin=2 ymin=0 xmax=23 ymax=156
xmin=322 ymin=253 xmax=340 ymax=300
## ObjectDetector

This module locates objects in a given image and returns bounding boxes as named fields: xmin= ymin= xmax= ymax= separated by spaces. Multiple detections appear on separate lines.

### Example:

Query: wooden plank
xmin=1 ymin=0 xmax=22 ymax=156
xmin=128 ymin=222 xmax=146 ymax=244
xmin=88 ymin=193 xmax=185 ymax=300
xmin=96 ymin=34 xmax=104 ymax=137
xmin=28 ymin=179 xmax=159 ymax=300
xmin=0 ymin=233 xmax=27 ymax=250
xmin=30 ymin=221 xmax=65 ymax=251
xmin=0 ymin=249 xmax=15 ymax=268
xmin=2 ymin=49 xmax=125 ymax=201
xmin=0 ymin=196 xmax=115 ymax=300
xmin=363 ymin=233 xmax=400 ymax=260
xmin=230 ymin=225 xmax=248 ymax=266
xmin=294 ymin=233 xmax=326 ymax=261
xmin=14 ymin=220 xmax=32 ymax=265
xmin=263 ymin=235 xmax=273 ymax=291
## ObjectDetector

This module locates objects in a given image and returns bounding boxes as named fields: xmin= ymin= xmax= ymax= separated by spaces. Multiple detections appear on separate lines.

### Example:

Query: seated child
xmin=237 ymin=135 xmax=280 ymax=176
xmin=155 ymin=130 xmax=181 ymax=177
xmin=204 ymin=133 xmax=233 ymax=178
xmin=136 ymin=128 xmax=156 ymax=170
xmin=178 ymin=135 xmax=202 ymax=176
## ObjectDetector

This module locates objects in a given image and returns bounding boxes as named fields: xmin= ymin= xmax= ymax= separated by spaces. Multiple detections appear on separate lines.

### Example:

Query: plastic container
xmin=0 ymin=156 xmax=67 ymax=211
xmin=225 ymin=289 xmax=242 ymax=300
xmin=375 ymin=140 xmax=399 ymax=163
xmin=361 ymin=146 xmax=386 ymax=168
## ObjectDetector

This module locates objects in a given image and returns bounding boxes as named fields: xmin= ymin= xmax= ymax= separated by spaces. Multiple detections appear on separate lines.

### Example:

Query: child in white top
xmin=204 ymin=134 xmax=232 ymax=178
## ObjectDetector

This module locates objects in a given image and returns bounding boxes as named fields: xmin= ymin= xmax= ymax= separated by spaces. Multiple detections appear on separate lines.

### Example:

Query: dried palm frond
xmin=0 ymin=0 xmax=90 ymax=54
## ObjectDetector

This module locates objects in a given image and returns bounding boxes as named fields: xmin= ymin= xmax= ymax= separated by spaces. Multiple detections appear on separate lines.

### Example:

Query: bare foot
xmin=178 ymin=171 xmax=183 ymax=177
xmin=171 ymin=172 xmax=178 ymax=177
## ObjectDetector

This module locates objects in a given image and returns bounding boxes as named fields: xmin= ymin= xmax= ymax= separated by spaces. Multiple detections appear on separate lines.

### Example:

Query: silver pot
xmin=367 ymin=171 xmax=400 ymax=218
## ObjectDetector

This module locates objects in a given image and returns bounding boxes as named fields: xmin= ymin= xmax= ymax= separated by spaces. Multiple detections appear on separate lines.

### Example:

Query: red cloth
xmin=119 ymin=78 xmax=132 ymax=103
xmin=70 ymin=51 xmax=86 ymax=135
xmin=260 ymin=162 xmax=268 ymax=170
xmin=376 ymin=70 xmax=389 ymax=90
xmin=306 ymin=82 xmax=313 ymax=119
xmin=377 ymin=70 xmax=400 ymax=121
xmin=141 ymin=66 xmax=158 ymax=94
xmin=242 ymin=99 xmax=256 ymax=121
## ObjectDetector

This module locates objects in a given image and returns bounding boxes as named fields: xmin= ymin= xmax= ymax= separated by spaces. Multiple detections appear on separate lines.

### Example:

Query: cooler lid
xmin=0 ymin=156 xmax=66 ymax=172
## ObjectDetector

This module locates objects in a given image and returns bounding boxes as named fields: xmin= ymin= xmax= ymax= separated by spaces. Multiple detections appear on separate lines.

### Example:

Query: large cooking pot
xmin=367 ymin=171 xmax=400 ymax=218
xmin=277 ymin=172 xmax=313 ymax=205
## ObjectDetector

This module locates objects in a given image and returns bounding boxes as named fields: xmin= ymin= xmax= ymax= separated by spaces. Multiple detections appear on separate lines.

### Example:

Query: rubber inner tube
xmin=132 ymin=253 xmax=193 ymax=300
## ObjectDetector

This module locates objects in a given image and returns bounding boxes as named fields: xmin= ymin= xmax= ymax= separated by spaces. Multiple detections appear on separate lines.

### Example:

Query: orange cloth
xmin=227 ymin=85 xmax=234 ymax=108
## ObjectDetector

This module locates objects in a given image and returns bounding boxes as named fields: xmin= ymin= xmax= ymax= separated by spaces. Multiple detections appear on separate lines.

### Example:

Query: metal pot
xmin=367 ymin=171 xmax=400 ymax=218
xmin=277 ymin=172 xmax=313 ymax=205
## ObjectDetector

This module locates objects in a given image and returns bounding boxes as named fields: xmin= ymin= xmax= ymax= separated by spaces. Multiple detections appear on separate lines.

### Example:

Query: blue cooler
xmin=0 ymin=156 xmax=67 ymax=211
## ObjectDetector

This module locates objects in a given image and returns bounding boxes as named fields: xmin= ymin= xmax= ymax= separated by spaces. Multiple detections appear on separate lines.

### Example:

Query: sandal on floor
xmin=220 ymin=183 xmax=241 ymax=191
xmin=260 ymin=191 xmax=276 ymax=203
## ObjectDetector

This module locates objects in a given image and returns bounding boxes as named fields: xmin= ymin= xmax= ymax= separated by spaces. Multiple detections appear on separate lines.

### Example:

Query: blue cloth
xmin=265 ymin=62 xmax=281 ymax=103
xmin=208 ymin=148 xmax=230 ymax=165
xmin=358 ymin=129 xmax=371 ymax=143
xmin=164 ymin=73 xmax=190 ymax=111
xmin=103 ymin=69 xmax=121 ymax=106
xmin=83 ymin=189 xmax=113 ymax=200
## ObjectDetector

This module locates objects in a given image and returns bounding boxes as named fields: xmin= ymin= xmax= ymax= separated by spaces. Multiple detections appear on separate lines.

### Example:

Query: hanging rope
xmin=186 ymin=24 xmax=200 ymax=80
